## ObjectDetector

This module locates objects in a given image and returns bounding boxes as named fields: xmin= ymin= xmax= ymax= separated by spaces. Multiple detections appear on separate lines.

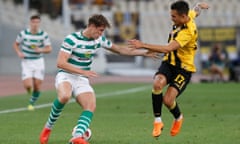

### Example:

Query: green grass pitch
xmin=0 ymin=82 xmax=239 ymax=144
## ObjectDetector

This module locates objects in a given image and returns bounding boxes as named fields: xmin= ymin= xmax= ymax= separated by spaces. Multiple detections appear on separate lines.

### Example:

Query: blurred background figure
xmin=208 ymin=43 xmax=228 ymax=82
xmin=228 ymin=50 xmax=240 ymax=82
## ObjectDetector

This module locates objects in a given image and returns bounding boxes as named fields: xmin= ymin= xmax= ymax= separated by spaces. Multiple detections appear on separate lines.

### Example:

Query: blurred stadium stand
xmin=0 ymin=0 xmax=240 ymax=80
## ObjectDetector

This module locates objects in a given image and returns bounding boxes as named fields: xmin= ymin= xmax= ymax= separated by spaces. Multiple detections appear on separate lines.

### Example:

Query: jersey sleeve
xmin=15 ymin=31 xmax=24 ymax=43
xmin=43 ymin=32 xmax=51 ymax=46
xmin=99 ymin=36 xmax=112 ymax=49
xmin=60 ymin=35 xmax=75 ymax=54
xmin=189 ymin=10 xmax=197 ymax=20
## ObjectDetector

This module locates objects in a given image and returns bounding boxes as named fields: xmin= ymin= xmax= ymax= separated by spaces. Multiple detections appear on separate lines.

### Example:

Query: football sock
xmin=169 ymin=101 xmax=181 ymax=120
xmin=152 ymin=89 xmax=163 ymax=117
xmin=29 ymin=91 xmax=40 ymax=105
xmin=46 ymin=98 xmax=65 ymax=129
xmin=154 ymin=117 xmax=162 ymax=122
xmin=74 ymin=110 xmax=93 ymax=137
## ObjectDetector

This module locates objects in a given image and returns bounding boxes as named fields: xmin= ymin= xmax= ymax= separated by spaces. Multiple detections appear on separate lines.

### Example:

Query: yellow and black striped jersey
xmin=163 ymin=10 xmax=198 ymax=72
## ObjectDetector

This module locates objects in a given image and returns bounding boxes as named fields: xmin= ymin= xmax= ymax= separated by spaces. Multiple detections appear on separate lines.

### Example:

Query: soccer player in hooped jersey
xmin=13 ymin=15 xmax=52 ymax=111
xmin=39 ymin=14 xmax=158 ymax=144
xmin=128 ymin=0 xmax=209 ymax=138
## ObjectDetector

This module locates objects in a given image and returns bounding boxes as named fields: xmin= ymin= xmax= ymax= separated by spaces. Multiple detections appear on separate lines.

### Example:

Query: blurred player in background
xmin=39 ymin=14 xmax=158 ymax=144
xmin=129 ymin=0 xmax=209 ymax=138
xmin=208 ymin=43 xmax=228 ymax=82
xmin=13 ymin=15 xmax=52 ymax=111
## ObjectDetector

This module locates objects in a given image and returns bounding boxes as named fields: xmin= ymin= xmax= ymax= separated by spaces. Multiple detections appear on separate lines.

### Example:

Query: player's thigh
xmin=55 ymin=73 xmax=73 ymax=103
xmin=33 ymin=78 xmax=43 ymax=90
xmin=154 ymin=62 xmax=171 ymax=90
xmin=33 ymin=59 xmax=45 ymax=80
xmin=23 ymin=78 xmax=33 ymax=87
xmin=73 ymin=77 xmax=95 ymax=111
xmin=170 ymin=69 xmax=192 ymax=96
xmin=76 ymin=92 xmax=96 ymax=112
xmin=21 ymin=60 xmax=33 ymax=80
xmin=56 ymin=81 xmax=73 ymax=103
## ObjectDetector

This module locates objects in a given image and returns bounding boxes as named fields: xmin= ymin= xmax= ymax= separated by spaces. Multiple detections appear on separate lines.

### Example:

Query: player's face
xmin=90 ymin=25 xmax=106 ymax=39
xmin=30 ymin=18 xmax=40 ymax=32
xmin=170 ymin=10 xmax=185 ymax=26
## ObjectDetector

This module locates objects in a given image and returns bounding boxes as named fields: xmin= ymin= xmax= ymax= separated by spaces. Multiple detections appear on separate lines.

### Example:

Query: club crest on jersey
xmin=30 ymin=45 xmax=36 ymax=49
xmin=85 ymin=51 xmax=92 ymax=58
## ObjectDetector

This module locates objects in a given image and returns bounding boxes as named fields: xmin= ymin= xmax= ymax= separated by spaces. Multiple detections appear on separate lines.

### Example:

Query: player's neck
xmin=82 ymin=29 xmax=91 ymax=39
xmin=30 ymin=29 xmax=38 ymax=34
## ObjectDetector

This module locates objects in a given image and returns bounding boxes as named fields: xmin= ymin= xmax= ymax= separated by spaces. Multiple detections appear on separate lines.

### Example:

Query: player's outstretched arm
xmin=193 ymin=2 xmax=209 ymax=17
xmin=108 ymin=43 xmax=160 ymax=59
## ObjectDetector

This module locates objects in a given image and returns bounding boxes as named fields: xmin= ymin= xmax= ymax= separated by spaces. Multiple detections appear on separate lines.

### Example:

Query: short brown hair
xmin=88 ymin=14 xmax=111 ymax=28
xmin=30 ymin=14 xmax=41 ymax=20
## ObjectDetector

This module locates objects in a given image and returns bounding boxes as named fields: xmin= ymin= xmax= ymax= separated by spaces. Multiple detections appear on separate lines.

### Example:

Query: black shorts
xmin=155 ymin=61 xmax=192 ymax=96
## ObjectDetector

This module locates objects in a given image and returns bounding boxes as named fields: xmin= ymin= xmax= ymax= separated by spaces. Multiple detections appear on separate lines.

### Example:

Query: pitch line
xmin=0 ymin=85 xmax=150 ymax=115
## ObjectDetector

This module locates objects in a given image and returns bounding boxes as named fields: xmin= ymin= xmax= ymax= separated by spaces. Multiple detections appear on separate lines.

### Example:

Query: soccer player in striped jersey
xmin=129 ymin=0 xmax=209 ymax=138
xmin=39 ymin=14 xmax=158 ymax=144
xmin=13 ymin=14 xmax=52 ymax=111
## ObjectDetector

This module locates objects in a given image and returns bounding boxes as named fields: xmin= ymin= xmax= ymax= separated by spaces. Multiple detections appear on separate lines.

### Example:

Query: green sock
xmin=74 ymin=110 xmax=93 ymax=137
xmin=46 ymin=99 xmax=65 ymax=129
xmin=29 ymin=91 xmax=40 ymax=105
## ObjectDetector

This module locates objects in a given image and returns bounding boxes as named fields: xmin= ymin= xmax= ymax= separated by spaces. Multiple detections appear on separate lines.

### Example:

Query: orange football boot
xmin=39 ymin=127 xmax=51 ymax=144
xmin=152 ymin=121 xmax=164 ymax=137
xmin=170 ymin=114 xmax=183 ymax=136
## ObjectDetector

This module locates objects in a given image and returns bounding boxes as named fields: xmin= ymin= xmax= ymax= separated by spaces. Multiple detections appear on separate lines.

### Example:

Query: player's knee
xmin=58 ymin=94 xmax=71 ymax=104
xmin=153 ymin=82 xmax=164 ymax=91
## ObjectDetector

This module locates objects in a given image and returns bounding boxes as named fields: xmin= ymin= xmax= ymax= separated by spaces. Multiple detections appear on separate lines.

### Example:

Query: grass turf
xmin=0 ymin=82 xmax=239 ymax=144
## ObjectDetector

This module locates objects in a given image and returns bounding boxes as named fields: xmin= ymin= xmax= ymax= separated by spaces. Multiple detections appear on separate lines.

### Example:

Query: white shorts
xmin=21 ymin=58 xmax=45 ymax=80
xmin=55 ymin=72 xmax=94 ymax=97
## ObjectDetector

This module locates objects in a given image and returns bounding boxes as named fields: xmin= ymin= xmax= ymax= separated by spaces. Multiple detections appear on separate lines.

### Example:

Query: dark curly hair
xmin=88 ymin=14 xmax=111 ymax=28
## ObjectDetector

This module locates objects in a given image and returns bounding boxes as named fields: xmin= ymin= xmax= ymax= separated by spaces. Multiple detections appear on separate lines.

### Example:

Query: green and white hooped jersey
xmin=59 ymin=31 xmax=112 ymax=74
xmin=16 ymin=28 xmax=51 ymax=59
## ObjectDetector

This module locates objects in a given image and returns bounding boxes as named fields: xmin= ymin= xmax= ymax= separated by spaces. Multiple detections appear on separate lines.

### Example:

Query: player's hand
xmin=144 ymin=50 xmax=162 ymax=60
xmin=83 ymin=70 xmax=98 ymax=78
xmin=18 ymin=52 xmax=25 ymax=59
xmin=198 ymin=2 xmax=209 ymax=9
xmin=34 ymin=47 xmax=43 ymax=53
xmin=128 ymin=39 xmax=144 ymax=49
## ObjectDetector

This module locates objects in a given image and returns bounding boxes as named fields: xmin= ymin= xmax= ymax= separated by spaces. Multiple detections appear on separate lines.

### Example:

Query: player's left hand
xmin=128 ymin=39 xmax=144 ymax=49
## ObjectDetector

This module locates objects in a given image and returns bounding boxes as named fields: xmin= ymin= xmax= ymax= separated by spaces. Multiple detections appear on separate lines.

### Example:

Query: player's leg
xmin=40 ymin=73 xmax=73 ymax=144
xmin=69 ymin=77 xmax=95 ymax=144
xmin=165 ymin=69 xmax=192 ymax=136
xmin=22 ymin=61 xmax=35 ymax=110
xmin=21 ymin=60 xmax=33 ymax=95
xmin=70 ymin=92 xmax=95 ymax=144
xmin=26 ymin=58 xmax=45 ymax=110
xmin=23 ymin=78 xmax=33 ymax=94
xmin=152 ymin=74 xmax=167 ymax=137
xmin=28 ymin=78 xmax=42 ymax=109
xmin=164 ymin=86 xmax=183 ymax=136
